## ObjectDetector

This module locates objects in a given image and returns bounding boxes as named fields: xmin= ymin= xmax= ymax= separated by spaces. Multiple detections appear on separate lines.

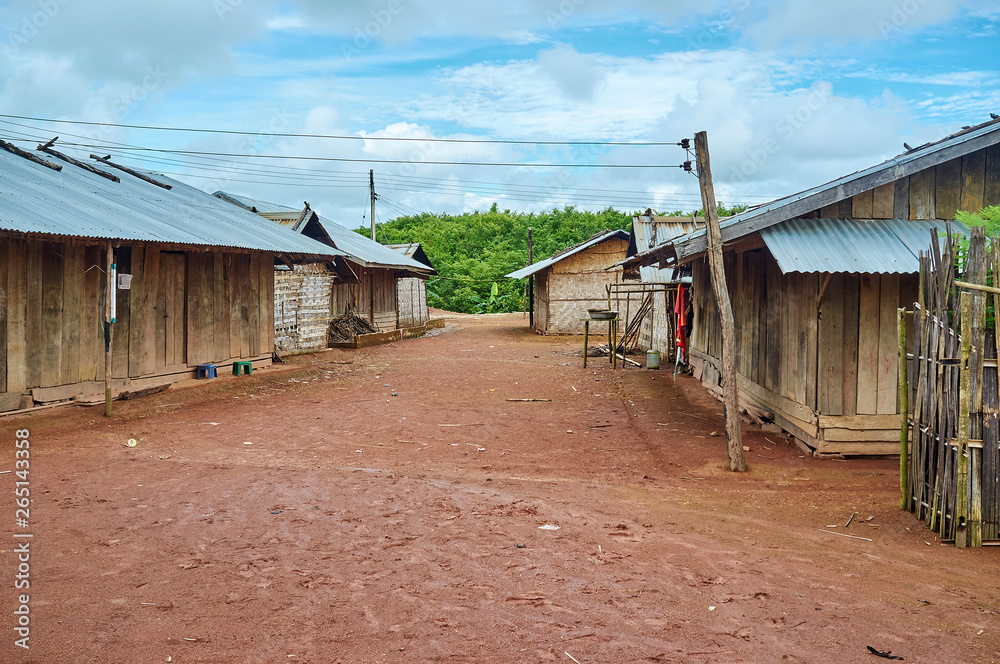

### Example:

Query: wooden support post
xmin=104 ymin=241 xmax=114 ymax=418
xmin=695 ymin=131 xmax=745 ymax=472
xmin=898 ymin=307 xmax=909 ymax=510
xmin=527 ymin=227 xmax=534 ymax=328
xmin=956 ymin=291 xmax=971 ymax=548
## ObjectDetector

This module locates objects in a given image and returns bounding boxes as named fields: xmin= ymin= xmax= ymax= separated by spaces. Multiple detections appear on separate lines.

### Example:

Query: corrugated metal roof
xmin=387 ymin=242 xmax=435 ymax=271
xmin=633 ymin=215 xmax=704 ymax=252
xmin=0 ymin=147 xmax=345 ymax=259
xmin=670 ymin=116 xmax=1000 ymax=262
xmin=506 ymin=229 xmax=629 ymax=279
xmin=214 ymin=191 xmax=433 ymax=274
xmin=760 ymin=218 xmax=970 ymax=274
xmin=627 ymin=215 xmax=703 ymax=281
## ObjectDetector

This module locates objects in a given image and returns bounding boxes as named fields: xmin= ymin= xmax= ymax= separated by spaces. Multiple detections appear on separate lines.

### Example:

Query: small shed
xmin=214 ymin=193 xmax=435 ymax=348
xmin=388 ymin=243 xmax=435 ymax=327
xmin=620 ymin=214 xmax=704 ymax=358
xmin=0 ymin=141 xmax=341 ymax=412
xmin=624 ymin=117 xmax=1000 ymax=454
xmin=507 ymin=229 xmax=629 ymax=334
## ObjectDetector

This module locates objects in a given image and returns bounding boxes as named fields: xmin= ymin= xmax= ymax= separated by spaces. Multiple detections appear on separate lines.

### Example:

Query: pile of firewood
xmin=329 ymin=313 xmax=380 ymax=342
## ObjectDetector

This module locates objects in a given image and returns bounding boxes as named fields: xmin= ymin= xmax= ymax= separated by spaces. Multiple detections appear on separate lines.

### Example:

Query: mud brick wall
xmin=274 ymin=265 xmax=334 ymax=352
xmin=542 ymin=237 xmax=627 ymax=334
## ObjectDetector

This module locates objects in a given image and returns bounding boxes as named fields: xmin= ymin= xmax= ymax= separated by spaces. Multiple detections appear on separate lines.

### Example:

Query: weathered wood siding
xmin=534 ymin=237 xmax=627 ymax=334
xmin=274 ymin=264 xmax=334 ymax=353
xmin=688 ymin=145 xmax=999 ymax=453
xmin=691 ymin=252 xmax=916 ymax=453
xmin=331 ymin=266 xmax=399 ymax=331
xmin=532 ymin=271 xmax=549 ymax=334
xmin=0 ymin=238 xmax=273 ymax=410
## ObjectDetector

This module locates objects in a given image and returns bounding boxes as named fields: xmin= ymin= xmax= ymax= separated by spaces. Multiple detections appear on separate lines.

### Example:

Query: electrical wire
xmin=0 ymin=113 xmax=685 ymax=147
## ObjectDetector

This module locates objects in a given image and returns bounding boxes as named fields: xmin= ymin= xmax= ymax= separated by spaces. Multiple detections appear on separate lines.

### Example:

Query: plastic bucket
xmin=646 ymin=350 xmax=661 ymax=370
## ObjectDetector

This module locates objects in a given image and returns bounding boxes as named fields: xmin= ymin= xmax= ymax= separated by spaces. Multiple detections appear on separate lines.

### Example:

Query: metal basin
xmin=588 ymin=309 xmax=617 ymax=320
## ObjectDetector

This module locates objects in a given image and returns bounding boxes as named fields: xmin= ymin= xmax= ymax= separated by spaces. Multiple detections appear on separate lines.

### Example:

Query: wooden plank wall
xmin=691 ymin=251 xmax=916 ymax=427
xmin=0 ymin=239 xmax=274 ymax=407
xmin=345 ymin=266 xmax=400 ymax=330
xmin=815 ymin=146 xmax=1000 ymax=223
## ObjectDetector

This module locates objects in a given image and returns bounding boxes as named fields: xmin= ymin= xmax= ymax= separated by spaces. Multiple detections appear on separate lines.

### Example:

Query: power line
xmin=0 ymin=113 xmax=684 ymax=147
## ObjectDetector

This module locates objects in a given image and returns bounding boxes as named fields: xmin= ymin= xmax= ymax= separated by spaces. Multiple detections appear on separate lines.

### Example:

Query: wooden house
xmin=214 ymin=193 xmax=435 ymax=350
xmin=507 ymin=229 xmax=629 ymax=335
xmin=388 ymin=243 xmax=435 ymax=327
xmin=623 ymin=118 xmax=1000 ymax=455
xmin=0 ymin=140 xmax=342 ymax=412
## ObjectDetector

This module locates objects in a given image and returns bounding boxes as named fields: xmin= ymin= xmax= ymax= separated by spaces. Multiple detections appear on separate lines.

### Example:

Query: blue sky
xmin=0 ymin=0 xmax=998 ymax=227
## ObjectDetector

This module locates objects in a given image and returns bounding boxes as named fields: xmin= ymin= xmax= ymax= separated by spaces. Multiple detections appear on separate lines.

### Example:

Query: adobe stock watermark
xmin=877 ymin=0 xmax=932 ymax=37
xmin=547 ymin=0 xmax=586 ymax=30
xmin=670 ymin=0 xmax=751 ymax=73
xmin=1 ymin=0 xmax=73 ymax=58
xmin=202 ymin=108 xmax=294 ymax=194
xmin=85 ymin=64 xmax=168 ymax=144
xmin=341 ymin=0 xmax=405 ymax=62
xmin=729 ymin=85 xmax=832 ymax=185
xmin=214 ymin=0 xmax=243 ymax=21
xmin=11 ymin=428 xmax=33 ymax=650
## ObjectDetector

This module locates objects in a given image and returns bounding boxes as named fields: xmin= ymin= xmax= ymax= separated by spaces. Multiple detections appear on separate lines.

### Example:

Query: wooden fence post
xmin=898 ymin=307 xmax=909 ymax=510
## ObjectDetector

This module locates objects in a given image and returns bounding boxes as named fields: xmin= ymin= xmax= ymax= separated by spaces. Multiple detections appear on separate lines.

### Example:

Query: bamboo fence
xmin=903 ymin=225 xmax=1000 ymax=547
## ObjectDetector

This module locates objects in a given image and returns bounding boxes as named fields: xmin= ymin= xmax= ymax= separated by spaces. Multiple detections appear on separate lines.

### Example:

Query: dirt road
xmin=1 ymin=313 xmax=997 ymax=663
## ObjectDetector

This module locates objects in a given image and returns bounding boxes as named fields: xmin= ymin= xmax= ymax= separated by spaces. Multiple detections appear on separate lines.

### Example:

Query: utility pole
xmin=694 ymin=130 xmax=745 ymax=472
xmin=527 ymin=227 xmax=534 ymax=328
xmin=369 ymin=169 xmax=376 ymax=241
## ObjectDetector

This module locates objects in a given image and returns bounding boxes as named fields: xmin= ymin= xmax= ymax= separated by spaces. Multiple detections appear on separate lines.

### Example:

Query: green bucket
xmin=646 ymin=350 xmax=661 ymax=370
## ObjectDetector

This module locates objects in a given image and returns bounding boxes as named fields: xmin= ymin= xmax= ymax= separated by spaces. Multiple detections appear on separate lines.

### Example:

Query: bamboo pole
xmin=898 ymin=307 xmax=909 ymax=510
xmin=956 ymin=291 xmax=971 ymax=548
xmin=695 ymin=131 xmax=745 ymax=472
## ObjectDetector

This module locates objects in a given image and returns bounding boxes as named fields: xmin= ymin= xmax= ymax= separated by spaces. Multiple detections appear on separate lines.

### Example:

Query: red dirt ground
xmin=1 ymin=312 xmax=997 ymax=664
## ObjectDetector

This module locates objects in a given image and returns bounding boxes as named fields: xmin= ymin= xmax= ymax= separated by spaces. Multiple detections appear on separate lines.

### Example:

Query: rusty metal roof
xmin=760 ymin=218 xmax=970 ymax=274
xmin=0 ymin=146 xmax=345 ymax=260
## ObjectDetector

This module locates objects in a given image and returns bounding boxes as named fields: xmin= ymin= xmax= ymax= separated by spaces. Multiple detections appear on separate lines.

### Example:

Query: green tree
xmin=359 ymin=205 xmax=727 ymax=313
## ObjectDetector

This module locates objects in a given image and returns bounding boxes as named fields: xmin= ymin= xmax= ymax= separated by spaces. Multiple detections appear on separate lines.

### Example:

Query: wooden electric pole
xmin=527 ymin=227 xmax=534 ymax=327
xmin=694 ymin=130 xmax=746 ymax=472
xmin=369 ymin=169 xmax=376 ymax=241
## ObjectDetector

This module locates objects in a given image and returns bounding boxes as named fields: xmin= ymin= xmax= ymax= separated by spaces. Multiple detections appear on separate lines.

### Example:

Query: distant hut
xmin=214 ymin=193 xmax=434 ymax=352
xmin=623 ymin=118 xmax=1000 ymax=455
xmin=507 ymin=229 xmax=629 ymax=334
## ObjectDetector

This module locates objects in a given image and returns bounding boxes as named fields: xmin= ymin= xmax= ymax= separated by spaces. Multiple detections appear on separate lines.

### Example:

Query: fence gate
xmin=905 ymin=226 xmax=1000 ymax=547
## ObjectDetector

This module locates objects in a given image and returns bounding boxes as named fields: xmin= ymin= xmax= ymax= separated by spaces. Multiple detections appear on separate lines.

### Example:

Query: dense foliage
xmin=359 ymin=203 xmax=748 ymax=314
xmin=957 ymin=204 xmax=1000 ymax=235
